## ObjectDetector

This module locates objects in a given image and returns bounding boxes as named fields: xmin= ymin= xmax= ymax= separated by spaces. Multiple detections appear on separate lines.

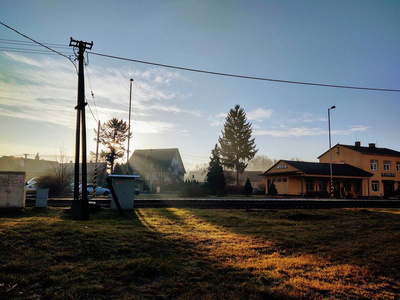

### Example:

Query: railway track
xmin=25 ymin=197 xmax=400 ymax=209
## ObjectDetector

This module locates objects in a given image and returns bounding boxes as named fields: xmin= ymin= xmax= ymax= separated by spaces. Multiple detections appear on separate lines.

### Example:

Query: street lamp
xmin=127 ymin=78 xmax=134 ymax=169
xmin=328 ymin=105 xmax=336 ymax=198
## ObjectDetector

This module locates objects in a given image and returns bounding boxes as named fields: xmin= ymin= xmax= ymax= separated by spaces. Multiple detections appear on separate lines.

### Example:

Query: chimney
xmin=369 ymin=143 xmax=376 ymax=148
xmin=355 ymin=141 xmax=361 ymax=147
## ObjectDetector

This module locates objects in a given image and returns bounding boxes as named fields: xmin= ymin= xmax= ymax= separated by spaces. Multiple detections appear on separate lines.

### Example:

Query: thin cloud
xmin=254 ymin=125 xmax=369 ymax=137
xmin=0 ymin=53 xmax=193 ymax=134
xmin=247 ymin=108 xmax=273 ymax=122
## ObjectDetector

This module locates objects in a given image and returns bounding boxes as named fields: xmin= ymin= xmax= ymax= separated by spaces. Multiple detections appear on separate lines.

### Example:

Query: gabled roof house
xmin=129 ymin=148 xmax=186 ymax=185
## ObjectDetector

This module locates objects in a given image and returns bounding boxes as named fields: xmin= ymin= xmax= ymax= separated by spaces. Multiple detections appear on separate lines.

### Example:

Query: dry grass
xmin=0 ymin=207 xmax=399 ymax=299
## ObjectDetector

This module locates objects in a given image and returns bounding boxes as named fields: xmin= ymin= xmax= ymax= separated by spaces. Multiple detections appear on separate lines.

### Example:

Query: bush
xmin=179 ymin=185 xmax=209 ymax=197
xmin=37 ymin=174 xmax=70 ymax=197
xmin=268 ymin=183 xmax=278 ymax=196
xmin=225 ymin=185 xmax=244 ymax=195
xmin=257 ymin=183 xmax=266 ymax=194
xmin=244 ymin=178 xmax=253 ymax=196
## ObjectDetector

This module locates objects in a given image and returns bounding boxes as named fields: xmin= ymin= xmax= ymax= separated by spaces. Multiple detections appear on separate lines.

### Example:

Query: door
xmin=383 ymin=181 xmax=395 ymax=198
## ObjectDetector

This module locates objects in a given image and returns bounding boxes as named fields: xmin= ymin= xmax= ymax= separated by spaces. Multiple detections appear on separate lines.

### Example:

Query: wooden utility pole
xmin=69 ymin=37 xmax=93 ymax=220
xmin=93 ymin=120 xmax=100 ymax=197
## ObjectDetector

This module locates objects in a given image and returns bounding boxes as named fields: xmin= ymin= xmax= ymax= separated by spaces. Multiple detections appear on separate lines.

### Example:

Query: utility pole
xmin=93 ymin=120 xmax=100 ymax=197
xmin=127 ymin=78 xmax=134 ymax=172
xmin=69 ymin=37 xmax=93 ymax=220
xmin=328 ymin=105 xmax=336 ymax=199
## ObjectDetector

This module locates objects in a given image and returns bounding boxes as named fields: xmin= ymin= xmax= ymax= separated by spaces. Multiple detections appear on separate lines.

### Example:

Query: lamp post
xmin=328 ymin=105 xmax=336 ymax=198
xmin=127 ymin=78 xmax=134 ymax=170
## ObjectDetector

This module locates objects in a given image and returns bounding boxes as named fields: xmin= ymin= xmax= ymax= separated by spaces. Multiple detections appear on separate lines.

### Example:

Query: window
xmin=384 ymin=161 xmax=391 ymax=171
xmin=397 ymin=162 xmax=400 ymax=172
xmin=370 ymin=160 xmax=378 ymax=171
xmin=306 ymin=180 xmax=314 ymax=191
xmin=372 ymin=181 xmax=379 ymax=192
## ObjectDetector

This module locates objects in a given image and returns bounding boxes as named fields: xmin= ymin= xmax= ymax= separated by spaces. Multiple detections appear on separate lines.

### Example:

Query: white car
xmin=86 ymin=183 xmax=110 ymax=196
xmin=26 ymin=177 xmax=38 ymax=194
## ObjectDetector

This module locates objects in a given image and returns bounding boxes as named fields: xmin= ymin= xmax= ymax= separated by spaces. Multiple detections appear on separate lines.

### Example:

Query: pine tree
xmin=244 ymin=177 xmax=253 ymax=196
xmin=95 ymin=118 xmax=131 ymax=174
xmin=207 ymin=144 xmax=226 ymax=196
xmin=219 ymin=105 xmax=258 ymax=185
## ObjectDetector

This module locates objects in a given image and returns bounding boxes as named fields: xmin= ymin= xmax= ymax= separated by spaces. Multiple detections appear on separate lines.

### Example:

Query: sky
xmin=1 ymin=0 xmax=399 ymax=171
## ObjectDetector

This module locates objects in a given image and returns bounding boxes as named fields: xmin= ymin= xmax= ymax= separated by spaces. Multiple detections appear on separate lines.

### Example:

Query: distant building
xmin=185 ymin=170 xmax=207 ymax=183
xmin=0 ymin=155 xmax=107 ymax=185
xmin=129 ymin=148 xmax=186 ymax=190
xmin=0 ymin=155 xmax=54 ymax=181
xmin=319 ymin=142 xmax=400 ymax=198
xmin=224 ymin=170 xmax=264 ymax=187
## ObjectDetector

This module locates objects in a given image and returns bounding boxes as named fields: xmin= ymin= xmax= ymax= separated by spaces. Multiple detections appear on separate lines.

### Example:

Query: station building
xmin=318 ymin=142 xmax=400 ymax=198
xmin=263 ymin=160 xmax=373 ymax=198
xmin=263 ymin=142 xmax=400 ymax=198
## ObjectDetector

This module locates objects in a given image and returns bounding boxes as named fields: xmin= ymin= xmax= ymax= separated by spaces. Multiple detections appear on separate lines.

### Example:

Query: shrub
xmin=179 ymin=184 xmax=209 ymax=197
xmin=244 ymin=178 xmax=253 ymax=196
xmin=268 ymin=183 xmax=278 ymax=196
xmin=37 ymin=174 xmax=70 ymax=197
xmin=225 ymin=185 xmax=244 ymax=195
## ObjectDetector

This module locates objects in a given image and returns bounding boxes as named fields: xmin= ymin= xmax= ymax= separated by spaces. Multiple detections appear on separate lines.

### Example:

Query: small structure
xmin=108 ymin=174 xmax=140 ymax=210
xmin=0 ymin=171 xmax=26 ymax=208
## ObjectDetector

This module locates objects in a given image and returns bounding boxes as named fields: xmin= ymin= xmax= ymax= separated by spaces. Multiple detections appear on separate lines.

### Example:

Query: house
xmin=129 ymin=148 xmax=186 ymax=189
xmin=0 ymin=155 xmax=108 ymax=186
xmin=263 ymin=160 xmax=373 ymax=198
xmin=185 ymin=170 xmax=208 ymax=183
xmin=224 ymin=170 xmax=264 ymax=188
xmin=318 ymin=142 xmax=400 ymax=198
xmin=0 ymin=155 xmax=54 ymax=182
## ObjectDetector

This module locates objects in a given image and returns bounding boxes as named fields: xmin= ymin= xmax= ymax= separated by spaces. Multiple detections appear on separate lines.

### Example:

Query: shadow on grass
xmin=0 ymin=207 xmax=283 ymax=299
xmin=185 ymin=208 xmax=400 ymax=294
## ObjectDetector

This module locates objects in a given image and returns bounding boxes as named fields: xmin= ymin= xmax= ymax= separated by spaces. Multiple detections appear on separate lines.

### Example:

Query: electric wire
xmin=0 ymin=46 xmax=73 ymax=56
xmin=85 ymin=63 xmax=100 ymax=122
xmin=0 ymin=22 xmax=78 ymax=73
xmin=89 ymin=52 xmax=400 ymax=93
xmin=0 ymin=38 xmax=71 ymax=48
xmin=86 ymin=98 xmax=99 ymax=124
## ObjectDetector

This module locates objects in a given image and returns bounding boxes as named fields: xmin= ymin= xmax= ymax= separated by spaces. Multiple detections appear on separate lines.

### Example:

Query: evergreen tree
xmin=219 ymin=105 xmax=258 ymax=185
xmin=207 ymin=144 xmax=226 ymax=196
xmin=95 ymin=118 xmax=131 ymax=174
xmin=268 ymin=183 xmax=278 ymax=196
xmin=244 ymin=177 xmax=253 ymax=196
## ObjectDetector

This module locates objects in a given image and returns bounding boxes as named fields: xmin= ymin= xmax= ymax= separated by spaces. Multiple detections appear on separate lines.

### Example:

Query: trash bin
xmin=108 ymin=175 xmax=140 ymax=210
xmin=36 ymin=188 xmax=49 ymax=208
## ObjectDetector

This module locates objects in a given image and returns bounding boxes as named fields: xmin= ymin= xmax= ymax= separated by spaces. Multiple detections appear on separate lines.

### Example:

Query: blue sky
xmin=1 ymin=0 xmax=399 ymax=170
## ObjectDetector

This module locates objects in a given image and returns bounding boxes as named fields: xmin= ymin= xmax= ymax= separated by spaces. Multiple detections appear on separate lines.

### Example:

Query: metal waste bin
xmin=36 ymin=188 xmax=49 ymax=208
xmin=108 ymin=175 xmax=140 ymax=210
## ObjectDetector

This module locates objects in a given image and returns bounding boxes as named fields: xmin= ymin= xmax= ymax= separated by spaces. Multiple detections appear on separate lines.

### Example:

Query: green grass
xmin=1 ymin=207 xmax=399 ymax=299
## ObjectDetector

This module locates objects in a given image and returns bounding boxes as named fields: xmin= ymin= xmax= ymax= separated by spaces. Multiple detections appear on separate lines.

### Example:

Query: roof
xmin=263 ymin=160 xmax=373 ymax=178
xmin=224 ymin=170 xmax=264 ymax=183
xmin=318 ymin=143 xmax=400 ymax=158
xmin=129 ymin=148 xmax=186 ymax=173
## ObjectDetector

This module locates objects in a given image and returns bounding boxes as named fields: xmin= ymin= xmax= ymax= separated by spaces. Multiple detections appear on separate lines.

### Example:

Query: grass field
xmin=1 ymin=207 xmax=399 ymax=299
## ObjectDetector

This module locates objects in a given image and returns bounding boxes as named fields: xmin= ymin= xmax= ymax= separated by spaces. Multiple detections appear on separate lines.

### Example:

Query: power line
xmin=0 ymin=22 xmax=77 ymax=72
xmin=0 ymin=47 xmax=73 ymax=56
xmin=0 ymin=38 xmax=71 ymax=49
xmin=89 ymin=51 xmax=400 ymax=93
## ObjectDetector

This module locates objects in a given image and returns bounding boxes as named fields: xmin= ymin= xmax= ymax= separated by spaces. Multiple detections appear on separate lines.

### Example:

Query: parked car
xmin=87 ymin=183 xmax=110 ymax=196
xmin=25 ymin=177 xmax=38 ymax=194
